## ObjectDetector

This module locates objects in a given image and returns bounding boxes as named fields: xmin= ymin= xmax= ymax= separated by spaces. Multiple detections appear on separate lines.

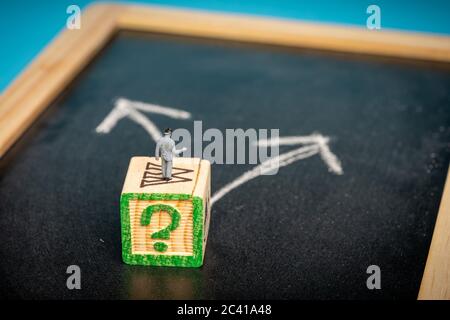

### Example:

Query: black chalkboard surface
xmin=0 ymin=31 xmax=449 ymax=299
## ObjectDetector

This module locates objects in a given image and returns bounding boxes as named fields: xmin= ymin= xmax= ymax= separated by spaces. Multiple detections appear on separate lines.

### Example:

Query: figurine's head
xmin=164 ymin=128 xmax=172 ymax=136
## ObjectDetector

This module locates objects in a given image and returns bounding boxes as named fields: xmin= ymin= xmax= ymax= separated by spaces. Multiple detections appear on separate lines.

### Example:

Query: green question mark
xmin=141 ymin=204 xmax=181 ymax=252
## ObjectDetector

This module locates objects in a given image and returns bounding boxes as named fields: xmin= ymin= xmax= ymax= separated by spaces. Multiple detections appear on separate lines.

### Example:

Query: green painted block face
xmin=120 ymin=193 xmax=204 ymax=267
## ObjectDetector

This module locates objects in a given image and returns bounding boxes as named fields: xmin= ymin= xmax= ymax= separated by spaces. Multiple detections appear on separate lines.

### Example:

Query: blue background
xmin=1 ymin=0 xmax=449 ymax=92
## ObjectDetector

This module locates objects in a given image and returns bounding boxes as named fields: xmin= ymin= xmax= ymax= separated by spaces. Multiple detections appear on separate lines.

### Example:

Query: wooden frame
xmin=0 ymin=2 xmax=449 ymax=299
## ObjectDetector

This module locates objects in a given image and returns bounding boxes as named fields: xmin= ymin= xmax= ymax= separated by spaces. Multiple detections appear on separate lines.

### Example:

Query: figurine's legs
xmin=161 ymin=158 xmax=167 ymax=178
xmin=161 ymin=158 xmax=173 ymax=179
xmin=165 ymin=160 xmax=173 ymax=179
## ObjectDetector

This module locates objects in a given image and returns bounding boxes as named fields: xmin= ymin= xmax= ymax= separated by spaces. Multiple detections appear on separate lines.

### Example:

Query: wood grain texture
xmin=121 ymin=156 xmax=211 ymax=262
xmin=419 ymin=167 xmax=450 ymax=300
xmin=117 ymin=4 xmax=450 ymax=62
xmin=121 ymin=156 xmax=204 ymax=194
xmin=129 ymin=199 xmax=194 ymax=256
xmin=194 ymin=159 xmax=212 ymax=256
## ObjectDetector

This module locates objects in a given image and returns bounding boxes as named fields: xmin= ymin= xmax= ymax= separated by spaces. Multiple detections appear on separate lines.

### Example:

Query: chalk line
xmin=257 ymin=133 xmax=325 ymax=147
xmin=95 ymin=97 xmax=191 ymax=142
xmin=257 ymin=133 xmax=343 ymax=175
xmin=124 ymin=98 xmax=191 ymax=120
xmin=211 ymin=144 xmax=320 ymax=206
xmin=211 ymin=133 xmax=343 ymax=206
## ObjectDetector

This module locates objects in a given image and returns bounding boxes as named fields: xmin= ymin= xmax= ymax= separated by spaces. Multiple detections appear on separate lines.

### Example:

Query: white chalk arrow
xmin=96 ymin=97 xmax=191 ymax=142
xmin=211 ymin=133 xmax=343 ymax=206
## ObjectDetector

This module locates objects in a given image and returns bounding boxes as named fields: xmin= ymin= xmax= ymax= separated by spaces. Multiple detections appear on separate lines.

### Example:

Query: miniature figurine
xmin=155 ymin=128 xmax=187 ymax=180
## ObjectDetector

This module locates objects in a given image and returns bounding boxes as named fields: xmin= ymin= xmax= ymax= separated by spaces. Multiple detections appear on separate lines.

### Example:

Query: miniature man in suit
xmin=155 ymin=128 xmax=187 ymax=181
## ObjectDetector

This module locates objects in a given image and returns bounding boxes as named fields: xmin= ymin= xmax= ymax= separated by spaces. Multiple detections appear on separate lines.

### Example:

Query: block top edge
xmin=122 ymin=156 xmax=210 ymax=195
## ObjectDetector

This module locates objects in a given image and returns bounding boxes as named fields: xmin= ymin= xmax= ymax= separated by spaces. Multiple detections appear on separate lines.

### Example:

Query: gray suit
xmin=155 ymin=134 xmax=184 ymax=179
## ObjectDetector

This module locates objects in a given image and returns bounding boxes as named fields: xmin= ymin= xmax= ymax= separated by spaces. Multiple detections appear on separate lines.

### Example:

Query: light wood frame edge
xmin=418 ymin=167 xmax=450 ymax=300
xmin=0 ymin=2 xmax=449 ymax=299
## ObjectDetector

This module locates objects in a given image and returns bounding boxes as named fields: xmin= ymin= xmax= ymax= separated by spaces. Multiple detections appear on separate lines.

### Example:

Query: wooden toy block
xmin=120 ymin=156 xmax=211 ymax=267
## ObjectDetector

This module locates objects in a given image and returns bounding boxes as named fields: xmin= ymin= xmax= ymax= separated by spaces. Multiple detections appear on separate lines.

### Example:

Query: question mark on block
xmin=141 ymin=204 xmax=181 ymax=252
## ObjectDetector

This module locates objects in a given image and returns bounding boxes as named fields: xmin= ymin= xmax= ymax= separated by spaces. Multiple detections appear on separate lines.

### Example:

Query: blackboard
xmin=0 ymin=30 xmax=449 ymax=299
